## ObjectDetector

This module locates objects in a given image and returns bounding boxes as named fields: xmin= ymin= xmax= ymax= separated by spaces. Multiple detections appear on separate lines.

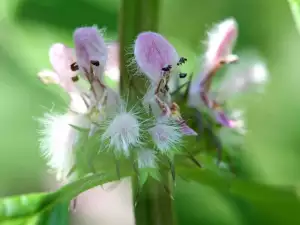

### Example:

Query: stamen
xmin=179 ymin=73 xmax=187 ymax=78
xmin=71 ymin=75 xmax=79 ymax=82
xmin=70 ymin=62 xmax=79 ymax=71
xmin=162 ymin=65 xmax=172 ymax=72
xmin=91 ymin=60 xmax=100 ymax=66
xmin=177 ymin=57 xmax=187 ymax=66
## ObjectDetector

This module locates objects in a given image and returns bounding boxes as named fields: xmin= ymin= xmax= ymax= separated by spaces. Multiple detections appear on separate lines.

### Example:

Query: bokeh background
xmin=1 ymin=0 xmax=300 ymax=224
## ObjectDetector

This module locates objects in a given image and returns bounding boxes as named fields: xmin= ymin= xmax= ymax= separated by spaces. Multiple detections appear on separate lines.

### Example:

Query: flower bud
xmin=102 ymin=111 xmax=140 ymax=157
xmin=149 ymin=119 xmax=182 ymax=154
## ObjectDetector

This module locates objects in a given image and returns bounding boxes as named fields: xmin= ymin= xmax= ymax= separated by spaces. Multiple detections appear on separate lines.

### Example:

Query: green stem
xmin=133 ymin=169 xmax=175 ymax=225
xmin=119 ymin=0 xmax=160 ymax=99
xmin=118 ymin=0 xmax=175 ymax=225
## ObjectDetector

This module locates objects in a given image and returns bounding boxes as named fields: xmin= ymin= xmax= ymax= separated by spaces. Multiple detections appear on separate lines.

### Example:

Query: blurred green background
xmin=1 ymin=0 xmax=300 ymax=224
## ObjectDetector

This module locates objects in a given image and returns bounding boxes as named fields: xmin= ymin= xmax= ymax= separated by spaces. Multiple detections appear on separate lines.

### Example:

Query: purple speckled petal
xmin=214 ymin=111 xmax=234 ymax=128
xmin=178 ymin=120 xmax=198 ymax=136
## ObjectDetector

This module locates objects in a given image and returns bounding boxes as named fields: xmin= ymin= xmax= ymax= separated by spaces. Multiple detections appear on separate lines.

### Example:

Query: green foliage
xmin=177 ymin=168 xmax=300 ymax=225
xmin=0 ymin=172 xmax=125 ymax=224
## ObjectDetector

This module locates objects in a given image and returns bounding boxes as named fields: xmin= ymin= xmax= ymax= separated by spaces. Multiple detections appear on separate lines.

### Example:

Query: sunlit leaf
xmin=0 ymin=172 xmax=128 ymax=224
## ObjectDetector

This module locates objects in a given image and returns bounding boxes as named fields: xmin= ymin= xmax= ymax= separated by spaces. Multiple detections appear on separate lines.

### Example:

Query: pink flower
xmin=73 ymin=26 xmax=108 ymax=82
xmin=134 ymin=32 xmax=180 ymax=83
xmin=38 ymin=43 xmax=79 ymax=93
xmin=204 ymin=18 xmax=238 ymax=71
xmin=106 ymin=42 xmax=120 ymax=81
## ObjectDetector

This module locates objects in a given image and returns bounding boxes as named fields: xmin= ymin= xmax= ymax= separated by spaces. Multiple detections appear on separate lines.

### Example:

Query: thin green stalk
xmin=132 ymin=170 xmax=175 ymax=225
xmin=118 ymin=0 xmax=176 ymax=225
xmin=119 ymin=0 xmax=160 ymax=100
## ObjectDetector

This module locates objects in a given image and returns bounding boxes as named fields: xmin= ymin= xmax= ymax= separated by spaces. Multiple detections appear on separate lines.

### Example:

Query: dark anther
xmin=177 ymin=57 xmax=187 ymax=65
xmin=91 ymin=60 xmax=100 ymax=66
xmin=179 ymin=73 xmax=187 ymax=78
xmin=162 ymin=65 xmax=172 ymax=72
xmin=70 ymin=62 xmax=79 ymax=71
xmin=71 ymin=75 xmax=79 ymax=82
xmin=165 ymin=84 xmax=170 ymax=92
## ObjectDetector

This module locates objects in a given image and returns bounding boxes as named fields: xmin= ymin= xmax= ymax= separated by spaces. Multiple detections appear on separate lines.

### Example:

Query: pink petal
xmin=48 ymin=43 xmax=78 ymax=92
xmin=214 ymin=110 xmax=234 ymax=128
xmin=134 ymin=32 xmax=179 ymax=82
xmin=205 ymin=18 xmax=238 ymax=69
xmin=106 ymin=42 xmax=120 ymax=81
xmin=179 ymin=120 xmax=197 ymax=136
xmin=73 ymin=26 xmax=108 ymax=81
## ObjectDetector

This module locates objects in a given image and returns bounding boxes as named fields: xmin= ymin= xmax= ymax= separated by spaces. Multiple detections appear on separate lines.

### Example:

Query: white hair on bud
xmin=101 ymin=104 xmax=141 ymax=157
xmin=137 ymin=149 xmax=157 ymax=169
xmin=149 ymin=118 xmax=182 ymax=154
xmin=38 ymin=112 xmax=90 ymax=181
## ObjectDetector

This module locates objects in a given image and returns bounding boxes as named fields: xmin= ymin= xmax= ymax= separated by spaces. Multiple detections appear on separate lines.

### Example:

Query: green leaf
xmin=68 ymin=124 xmax=90 ymax=133
xmin=178 ymin=167 xmax=300 ymax=224
xmin=138 ymin=168 xmax=161 ymax=187
xmin=0 ymin=172 xmax=129 ymax=224
xmin=177 ymin=167 xmax=231 ymax=190
xmin=230 ymin=180 xmax=300 ymax=224
xmin=287 ymin=0 xmax=300 ymax=35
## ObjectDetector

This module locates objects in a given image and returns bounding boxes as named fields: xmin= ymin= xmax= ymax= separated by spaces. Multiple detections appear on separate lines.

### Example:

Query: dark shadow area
xmin=14 ymin=0 xmax=118 ymax=34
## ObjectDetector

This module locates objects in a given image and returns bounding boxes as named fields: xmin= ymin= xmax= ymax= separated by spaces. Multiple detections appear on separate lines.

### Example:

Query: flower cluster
xmin=38 ymin=17 xmax=268 ymax=186
xmin=38 ymin=26 xmax=195 ymax=184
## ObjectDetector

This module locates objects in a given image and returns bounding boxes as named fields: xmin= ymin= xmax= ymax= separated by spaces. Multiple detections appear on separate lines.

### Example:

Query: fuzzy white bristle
xmin=137 ymin=149 xmax=157 ymax=169
xmin=102 ymin=111 xmax=140 ymax=156
xmin=38 ymin=112 xmax=90 ymax=181
xmin=149 ymin=119 xmax=182 ymax=153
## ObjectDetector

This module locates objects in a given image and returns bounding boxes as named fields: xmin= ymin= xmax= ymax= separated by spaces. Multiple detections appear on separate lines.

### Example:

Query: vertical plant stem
xmin=119 ymin=0 xmax=160 ymax=99
xmin=118 ymin=0 xmax=176 ymax=225
xmin=132 ymin=171 xmax=175 ymax=225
